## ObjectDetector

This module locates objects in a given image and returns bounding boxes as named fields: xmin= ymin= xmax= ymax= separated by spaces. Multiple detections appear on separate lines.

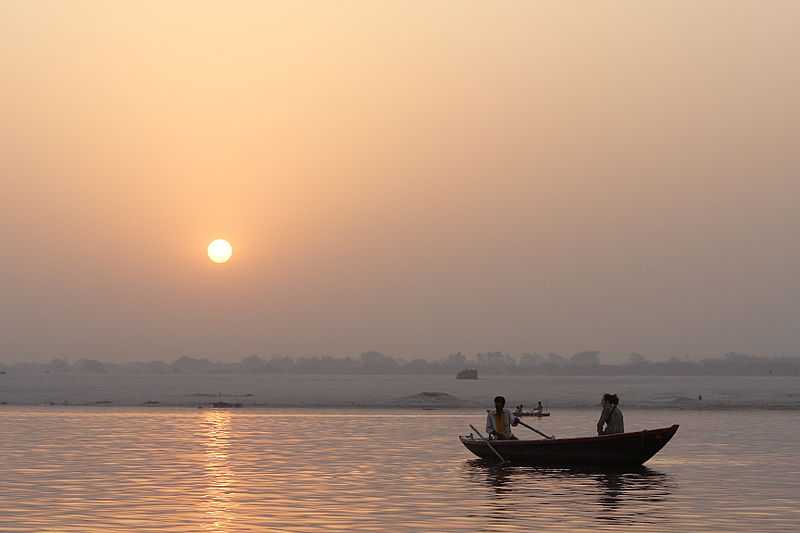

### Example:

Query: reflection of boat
xmin=456 ymin=368 xmax=478 ymax=379
xmin=461 ymin=461 xmax=674 ymax=527
xmin=460 ymin=425 xmax=678 ymax=466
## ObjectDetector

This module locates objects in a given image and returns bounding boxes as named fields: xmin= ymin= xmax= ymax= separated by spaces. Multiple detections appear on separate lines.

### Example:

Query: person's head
xmin=494 ymin=396 xmax=506 ymax=410
xmin=602 ymin=393 xmax=619 ymax=407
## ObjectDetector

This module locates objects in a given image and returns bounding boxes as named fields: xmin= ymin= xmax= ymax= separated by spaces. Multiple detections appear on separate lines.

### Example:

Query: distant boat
xmin=460 ymin=425 xmax=679 ymax=466
xmin=513 ymin=402 xmax=550 ymax=417
xmin=456 ymin=368 xmax=478 ymax=380
xmin=210 ymin=401 xmax=242 ymax=408
xmin=513 ymin=404 xmax=550 ymax=417
xmin=514 ymin=410 xmax=551 ymax=417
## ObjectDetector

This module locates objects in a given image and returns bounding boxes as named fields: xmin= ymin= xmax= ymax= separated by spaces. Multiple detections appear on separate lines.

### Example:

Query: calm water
xmin=1 ymin=407 xmax=798 ymax=532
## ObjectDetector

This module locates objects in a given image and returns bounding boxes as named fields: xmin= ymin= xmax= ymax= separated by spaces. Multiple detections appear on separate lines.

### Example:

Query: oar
xmin=469 ymin=424 xmax=506 ymax=464
xmin=515 ymin=418 xmax=555 ymax=440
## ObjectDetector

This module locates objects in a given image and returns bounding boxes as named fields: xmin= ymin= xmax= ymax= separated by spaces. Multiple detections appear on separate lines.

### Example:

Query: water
xmin=1 ymin=407 xmax=798 ymax=532
xmin=2 ymin=373 xmax=798 ymax=408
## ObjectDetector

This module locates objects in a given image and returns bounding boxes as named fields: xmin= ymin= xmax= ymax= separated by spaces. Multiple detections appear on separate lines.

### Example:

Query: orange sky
xmin=2 ymin=1 xmax=799 ymax=360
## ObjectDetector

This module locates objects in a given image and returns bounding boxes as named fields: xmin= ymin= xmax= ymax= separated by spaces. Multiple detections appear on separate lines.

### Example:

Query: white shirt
xmin=485 ymin=408 xmax=514 ymax=438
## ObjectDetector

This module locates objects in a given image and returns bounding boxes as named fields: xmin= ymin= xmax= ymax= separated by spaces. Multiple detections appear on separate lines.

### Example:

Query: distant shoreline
xmin=2 ymin=374 xmax=797 ymax=410
xmin=2 ymin=402 xmax=798 ymax=410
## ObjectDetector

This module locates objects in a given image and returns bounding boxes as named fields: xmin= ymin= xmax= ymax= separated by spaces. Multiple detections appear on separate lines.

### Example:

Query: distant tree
xmin=74 ymin=359 xmax=107 ymax=374
xmin=139 ymin=360 xmax=173 ymax=374
xmin=328 ymin=356 xmax=357 ymax=373
xmin=444 ymin=352 xmax=467 ymax=369
xmin=48 ymin=358 xmax=71 ymax=372
xmin=661 ymin=356 xmax=698 ymax=375
xmin=545 ymin=353 xmax=565 ymax=365
xmin=627 ymin=352 xmax=648 ymax=365
xmin=570 ymin=351 xmax=601 ymax=367
xmin=359 ymin=351 xmax=398 ymax=372
xmin=476 ymin=352 xmax=516 ymax=373
xmin=403 ymin=358 xmax=432 ymax=373
xmin=518 ymin=352 xmax=543 ymax=369
xmin=723 ymin=352 xmax=757 ymax=362
xmin=269 ymin=354 xmax=294 ymax=372
xmin=239 ymin=354 xmax=269 ymax=373
xmin=171 ymin=356 xmax=213 ymax=373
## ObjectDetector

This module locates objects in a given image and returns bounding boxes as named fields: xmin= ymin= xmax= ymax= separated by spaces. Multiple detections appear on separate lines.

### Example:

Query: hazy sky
xmin=2 ymin=1 xmax=799 ymax=361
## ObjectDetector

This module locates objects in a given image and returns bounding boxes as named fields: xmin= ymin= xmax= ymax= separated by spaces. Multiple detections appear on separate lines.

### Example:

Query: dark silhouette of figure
xmin=486 ymin=395 xmax=518 ymax=440
xmin=597 ymin=393 xmax=624 ymax=435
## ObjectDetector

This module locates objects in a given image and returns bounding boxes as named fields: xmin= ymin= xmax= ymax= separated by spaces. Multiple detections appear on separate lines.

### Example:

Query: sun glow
xmin=207 ymin=239 xmax=233 ymax=264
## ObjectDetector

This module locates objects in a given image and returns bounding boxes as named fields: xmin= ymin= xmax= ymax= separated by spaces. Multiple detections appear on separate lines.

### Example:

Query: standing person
xmin=486 ymin=395 xmax=518 ymax=440
xmin=597 ymin=393 xmax=624 ymax=435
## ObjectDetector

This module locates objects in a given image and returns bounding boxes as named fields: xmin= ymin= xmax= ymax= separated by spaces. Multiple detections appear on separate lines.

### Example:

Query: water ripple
xmin=0 ymin=407 xmax=798 ymax=532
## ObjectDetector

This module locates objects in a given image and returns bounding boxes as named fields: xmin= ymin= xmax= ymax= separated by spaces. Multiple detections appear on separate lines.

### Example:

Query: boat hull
xmin=460 ymin=425 xmax=678 ymax=466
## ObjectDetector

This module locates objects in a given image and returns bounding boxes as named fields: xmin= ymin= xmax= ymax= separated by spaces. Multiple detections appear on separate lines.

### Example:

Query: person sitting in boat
xmin=487 ymin=395 xmax=518 ymax=440
xmin=534 ymin=401 xmax=544 ymax=413
xmin=597 ymin=393 xmax=624 ymax=435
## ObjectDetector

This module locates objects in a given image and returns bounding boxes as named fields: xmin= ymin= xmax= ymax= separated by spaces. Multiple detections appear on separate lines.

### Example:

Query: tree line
xmin=2 ymin=351 xmax=799 ymax=376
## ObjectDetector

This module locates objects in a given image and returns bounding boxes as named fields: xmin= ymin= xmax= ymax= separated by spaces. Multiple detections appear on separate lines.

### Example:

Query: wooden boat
xmin=210 ymin=401 xmax=242 ymax=408
xmin=460 ymin=425 xmax=678 ymax=466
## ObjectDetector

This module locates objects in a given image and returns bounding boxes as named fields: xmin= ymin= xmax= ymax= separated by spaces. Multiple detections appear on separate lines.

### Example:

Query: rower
xmin=486 ymin=395 xmax=518 ymax=440
xmin=597 ymin=393 xmax=624 ymax=435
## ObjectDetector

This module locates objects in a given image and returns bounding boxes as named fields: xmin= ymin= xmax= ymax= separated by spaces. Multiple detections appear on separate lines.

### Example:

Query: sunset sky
xmin=2 ymin=1 xmax=799 ymax=361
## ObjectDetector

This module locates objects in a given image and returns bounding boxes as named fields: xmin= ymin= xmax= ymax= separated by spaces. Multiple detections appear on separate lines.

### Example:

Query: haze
xmin=2 ymin=1 xmax=799 ymax=361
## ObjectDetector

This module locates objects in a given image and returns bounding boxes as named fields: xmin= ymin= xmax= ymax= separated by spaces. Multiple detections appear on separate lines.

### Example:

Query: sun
xmin=207 ymin=239 xmax=233 ymax=264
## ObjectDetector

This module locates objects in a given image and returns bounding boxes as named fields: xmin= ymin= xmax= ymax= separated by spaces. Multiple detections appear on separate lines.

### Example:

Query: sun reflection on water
xmin=203 ymin=410 xmax=235 ymax=532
